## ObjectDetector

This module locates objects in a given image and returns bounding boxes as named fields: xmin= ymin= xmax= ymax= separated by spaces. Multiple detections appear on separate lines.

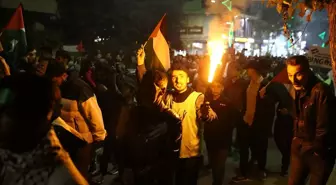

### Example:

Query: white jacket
xmin=60 ymin=77 xmax=106 ymax=143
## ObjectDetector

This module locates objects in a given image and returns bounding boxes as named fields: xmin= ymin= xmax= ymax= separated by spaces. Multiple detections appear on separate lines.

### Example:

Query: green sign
xmin=319 ymin=31 xmax=326 ymax=40
xmin=228 ymin=22 xmax=234 ymax=47
xmin=222 ymin=0 xmax=232 ymax=11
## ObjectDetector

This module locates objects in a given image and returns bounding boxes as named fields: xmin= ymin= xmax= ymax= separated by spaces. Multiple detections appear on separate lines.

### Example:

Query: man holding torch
xmin=203 ymin=76 xmax=236 ymax=185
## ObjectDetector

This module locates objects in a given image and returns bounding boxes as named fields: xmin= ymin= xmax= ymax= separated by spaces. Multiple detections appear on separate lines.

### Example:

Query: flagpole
xmin=143 ymin=40 xmax=148 ymax=47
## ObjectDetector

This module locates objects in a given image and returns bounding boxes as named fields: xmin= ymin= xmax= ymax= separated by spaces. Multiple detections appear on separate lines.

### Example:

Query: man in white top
xmin=166 ymin=62 xmax=216 ymax=185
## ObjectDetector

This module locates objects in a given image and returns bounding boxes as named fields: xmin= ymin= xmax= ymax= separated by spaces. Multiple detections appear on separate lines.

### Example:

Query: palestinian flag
xmin=145 ymin=14 xmax=170 ymax=72
xmin=271 ymin=67 xmax=291 ymax=84
xmin=0 ymin=4 xmax=27 ymax=68
xmin=76 ymin=41 xmax=85 ymax=53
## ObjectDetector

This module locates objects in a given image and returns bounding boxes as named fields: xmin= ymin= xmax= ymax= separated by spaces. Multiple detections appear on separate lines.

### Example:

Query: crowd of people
xmin=0 ymin=44 xmax=335 ymax=185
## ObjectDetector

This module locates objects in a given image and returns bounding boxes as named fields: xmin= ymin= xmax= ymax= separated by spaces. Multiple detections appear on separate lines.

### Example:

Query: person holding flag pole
xmin=259 ymin=66 xmax=295 ymax=177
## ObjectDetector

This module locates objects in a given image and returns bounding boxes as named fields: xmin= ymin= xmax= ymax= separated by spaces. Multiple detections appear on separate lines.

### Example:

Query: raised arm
xmin=136 ymin=45 xmax=147 ymax=83
xmin=0 ymin=56 xmax=10 ymax=76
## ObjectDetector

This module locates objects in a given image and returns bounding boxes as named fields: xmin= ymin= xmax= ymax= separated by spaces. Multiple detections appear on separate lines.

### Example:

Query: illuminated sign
xmin=188 ymin=27 xmax=203 ymax=34
xmin=318 ymin=31 xmax=326 ymax=40
xmin=235 ymin=37 xmax=254 ymax=43
xmin=222 ymin=0 xmax=232 ymax=11
xmin=180 ymin=27 xmax=203 ymax=34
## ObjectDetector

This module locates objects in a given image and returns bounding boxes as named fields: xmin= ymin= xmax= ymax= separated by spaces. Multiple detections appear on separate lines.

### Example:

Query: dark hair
xmin=40 ymin=46 xmax=53 ymax=58
xmin=245 ymin=60 xmax=262 ymax=73
xmin=25 ymin=46 xmax=36 ymax=55
xmin=0 ymin=74 xmax=54 ymax=117
xmin=154 ymin=70 xmax=167 ymax=86
xmin=137 ymin=70 xmax=157 ymax=106
xmin=0 ymin=74 xmax=54 ymax=152
xmin=45 ymin=61 xmax=67 ymax=78
xmin=56 ymin=50 xmax=71 ymax=61
xmin=170 ymin=62 xmax=189 ymax=77
xmin=38 ymin=56 xmax=52 ymax=63
xmin=286 ymin=55 xmax=310 ymax=71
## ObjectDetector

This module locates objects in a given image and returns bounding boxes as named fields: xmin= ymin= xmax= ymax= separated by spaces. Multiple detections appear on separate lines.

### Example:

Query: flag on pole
xmin=0 ymin=4 xmax=27 ymax=68
xmin=146 ymin=14 xmax=170 ymax=72
xmin=76 ymin=41 xmax=85 ymax=52
xmin=271 ymin=67 xmax=291 ymax=84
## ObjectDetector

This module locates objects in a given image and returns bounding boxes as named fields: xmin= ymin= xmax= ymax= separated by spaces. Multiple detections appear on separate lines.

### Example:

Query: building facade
xmin=180 ymin=0 xmax=261 ymax=55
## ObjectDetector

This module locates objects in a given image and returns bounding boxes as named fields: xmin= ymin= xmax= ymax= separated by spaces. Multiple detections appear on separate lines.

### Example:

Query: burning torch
xmin=202 ymin=40 xmax=225 ymax=116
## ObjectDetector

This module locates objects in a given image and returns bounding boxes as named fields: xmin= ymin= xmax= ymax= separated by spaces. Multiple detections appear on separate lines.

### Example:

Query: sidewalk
xmin=102 ymin=139 xmax=336 ymax=185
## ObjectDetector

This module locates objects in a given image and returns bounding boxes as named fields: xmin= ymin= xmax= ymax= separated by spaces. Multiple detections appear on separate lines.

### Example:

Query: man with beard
xmin=287 ymin=56 xmax=336 ymax=185
xmin=16 ymin=47 xmax=37 ymax=74
xmin=165 ymin=62 xmax=217 ymax=185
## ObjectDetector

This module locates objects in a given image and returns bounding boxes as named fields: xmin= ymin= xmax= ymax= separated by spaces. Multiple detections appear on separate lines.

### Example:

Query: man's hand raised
xmin=137 ymin=45 xmax=145 ymax=66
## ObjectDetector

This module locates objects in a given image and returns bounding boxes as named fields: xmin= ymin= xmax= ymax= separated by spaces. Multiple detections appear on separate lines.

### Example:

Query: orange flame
xmin=207 ymin=40 xmax=225 ymax=83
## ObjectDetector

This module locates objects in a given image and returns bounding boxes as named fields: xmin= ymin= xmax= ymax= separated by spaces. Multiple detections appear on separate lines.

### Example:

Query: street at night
xmin=1 ymin=0 xmax=336 ymax=185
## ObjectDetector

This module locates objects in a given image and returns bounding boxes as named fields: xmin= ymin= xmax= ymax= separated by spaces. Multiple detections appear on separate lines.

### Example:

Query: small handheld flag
xmin=145 ymin=14 xmax=170 ymax=72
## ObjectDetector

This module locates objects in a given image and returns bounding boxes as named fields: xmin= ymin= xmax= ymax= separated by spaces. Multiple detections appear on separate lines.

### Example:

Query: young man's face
xmin=27 ymin=50 xmax=37 ymax=63
xmin=36 ymin=60 xmax=49 ymax=76
xmin=210 ymin=81 xmax=224 ymax=97
xmin=171 ymin=70 xmax=189 ymax=93
xmin=287 ymin=64 xmax=309 ymax=91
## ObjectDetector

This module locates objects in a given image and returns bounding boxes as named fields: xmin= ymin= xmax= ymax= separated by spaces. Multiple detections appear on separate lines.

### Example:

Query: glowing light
xmin=228 ymin=22 xmax=234 ymax=47
xmin=297 ymin=31 xmax=302 ymax=37
xmin=319 ymin=31 xmax=326 ymax=40
xmin=207 ymin=40 xmax=225 ymax=83
xmin=221 ymin=0 xmax=232 ymax=11
xmin=247 ymin=38 xmax=255 ymax=43
xmin=235 ymin=37 xmax=254 ymax=43
xmin=192 ymin=42 xmax=203 ymax=49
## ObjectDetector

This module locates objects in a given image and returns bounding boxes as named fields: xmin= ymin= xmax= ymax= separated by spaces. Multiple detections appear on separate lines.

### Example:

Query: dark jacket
xmin=123 ymin=105 xmax=181 ymax=168
xmin=267 ymin=82 xmax=294 ymax=112
xmin=16 ymin=58 xmax=35 ymax=74
xmin=293 ymin=75 xmax=336 ymax=153
xmin=243 ymin=78 xmax=276 ymax=131
xmin=266 ymin=82 xmax=294 ymax=123
xmin=224 ymin=77 xmax=249 ymax=114
xmin=204 ymin=95 xmax=235 ymax=149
